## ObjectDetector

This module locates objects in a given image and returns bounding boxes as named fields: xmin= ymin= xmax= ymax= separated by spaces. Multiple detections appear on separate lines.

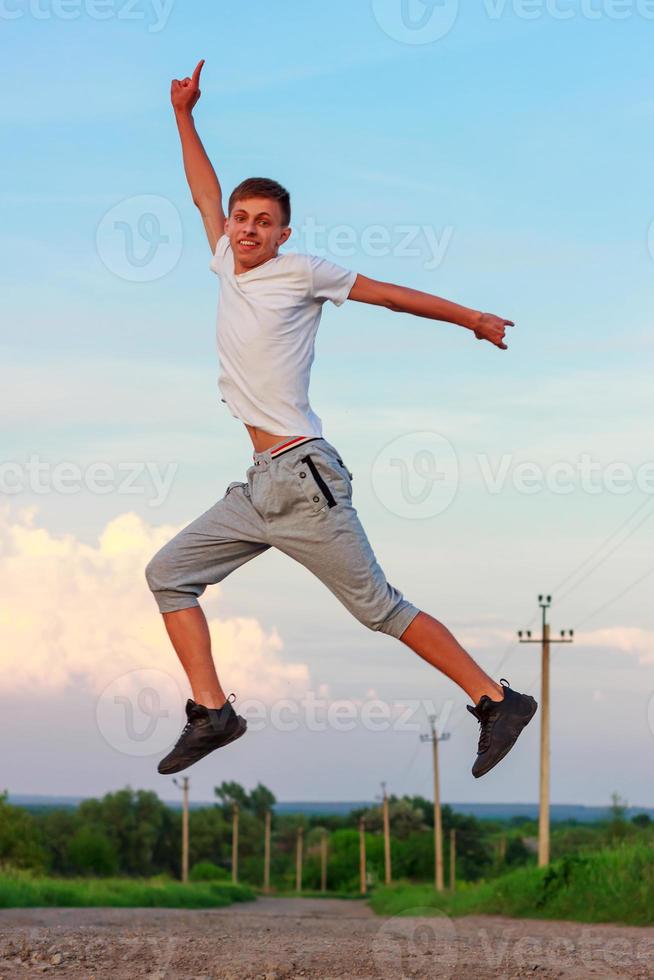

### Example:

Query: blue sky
xmin=2 ymin=0 xmax=653 ymax=808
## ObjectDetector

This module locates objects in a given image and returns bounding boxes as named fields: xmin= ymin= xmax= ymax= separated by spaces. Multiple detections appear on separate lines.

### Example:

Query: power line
xmin=572 ymin=564 xmax=654 ymax=631
xmin=552 ymin=496 xmax=654 ymax=604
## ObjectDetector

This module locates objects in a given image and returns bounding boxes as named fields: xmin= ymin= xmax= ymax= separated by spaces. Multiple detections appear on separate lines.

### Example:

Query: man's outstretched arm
xmin=347 ymin=274 xmax=514 ymax=350
xmin=171 ymin=59 xmax=225 ymax=253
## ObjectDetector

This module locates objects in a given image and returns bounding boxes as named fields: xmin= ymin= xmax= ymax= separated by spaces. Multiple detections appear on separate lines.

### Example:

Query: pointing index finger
xmin=192 ymin=59 xmax=205 ymax=85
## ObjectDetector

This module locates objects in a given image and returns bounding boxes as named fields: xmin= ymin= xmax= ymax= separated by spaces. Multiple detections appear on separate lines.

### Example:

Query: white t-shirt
xmin=210 ymin=234 xmax=357 ymax=437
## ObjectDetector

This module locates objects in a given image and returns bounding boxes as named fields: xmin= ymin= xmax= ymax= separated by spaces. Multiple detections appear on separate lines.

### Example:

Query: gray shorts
xmin=145 ymin=436 xmax=420 ymax=639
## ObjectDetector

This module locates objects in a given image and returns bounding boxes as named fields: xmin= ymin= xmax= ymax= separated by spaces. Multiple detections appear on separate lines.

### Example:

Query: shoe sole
xmin=473 ymin=698 xmax=538 ymax=779
xmin=157 ymin=715 xmax=248 ymax=776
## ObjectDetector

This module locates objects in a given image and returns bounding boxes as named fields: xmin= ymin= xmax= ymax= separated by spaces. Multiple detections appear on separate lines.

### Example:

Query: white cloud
xmin=577 ymin=626 xmax=654 ymax=666
xmin=0 ymin=504 xmax=309 ymax=700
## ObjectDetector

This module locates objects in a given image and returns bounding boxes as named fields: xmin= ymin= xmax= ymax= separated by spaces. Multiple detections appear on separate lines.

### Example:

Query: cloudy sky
xmin=2 ymin=0 xmax=653 ymax=809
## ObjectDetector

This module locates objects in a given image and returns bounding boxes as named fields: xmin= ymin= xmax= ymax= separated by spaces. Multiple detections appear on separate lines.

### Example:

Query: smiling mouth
xmin=238 ymin=240 xmax=259 ymax=250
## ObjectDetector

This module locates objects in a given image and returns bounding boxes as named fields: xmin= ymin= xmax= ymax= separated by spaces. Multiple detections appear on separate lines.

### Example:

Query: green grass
xmin=0 ymin=871 xmax=255 ymax=909
xmin=258 ymin=888 xmax=367 ymax=900
xmin=368 ymin=842 xmax=654 ymax=926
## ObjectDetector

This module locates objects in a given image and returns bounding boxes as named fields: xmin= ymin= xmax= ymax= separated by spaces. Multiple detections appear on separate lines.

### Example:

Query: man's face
xmin=225 ymin=196 xmax=291 ymax=272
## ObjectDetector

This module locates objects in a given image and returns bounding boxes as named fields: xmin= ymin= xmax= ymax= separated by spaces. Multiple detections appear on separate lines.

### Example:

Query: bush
xmin=66 ymin=827 xmax=119 ymax=876
xmin=189 ymin=860 xmax=229 ymax=882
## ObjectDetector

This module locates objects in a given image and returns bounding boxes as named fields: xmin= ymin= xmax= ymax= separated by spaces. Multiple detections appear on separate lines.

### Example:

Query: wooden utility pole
xmin=263 ymin=809 xmax=271 ymax=894
xmin=295 ymin=826 xmax=303 ymax=893
xmin=449 ymin=829 xmax=456 ymax=892
xmin=450 ymin=827 xmax=456 ymax=892
xmin=231 ymin=802 xmax=239 ymax=883
xmin=498 ymin=835 xmax=507 ymax=866
xmin=420 ymin=720 xmax=450 ymax=891
xmin=381 ymin=782 xmax=391 ymax=885
xmin=320 ymin=829 xmax=328 ymax=893
xmin=518 ymin=595 xmax=574 ymax=868
xmin=173 ymin=776 xmax=190 ymax=883
xmin=359 ymin=818 xmax=367 ymax=895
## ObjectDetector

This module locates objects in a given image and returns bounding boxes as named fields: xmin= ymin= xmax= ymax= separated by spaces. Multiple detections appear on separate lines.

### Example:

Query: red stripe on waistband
xmin=252 ymin=435 xmax=320 ymax=462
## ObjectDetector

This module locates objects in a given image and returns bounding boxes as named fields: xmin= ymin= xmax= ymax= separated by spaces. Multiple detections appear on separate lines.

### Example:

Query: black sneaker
xmin=467 ymin=678 xmax=537 ymax=779
xmin=157 ymin=694 xmax=247 ymax=775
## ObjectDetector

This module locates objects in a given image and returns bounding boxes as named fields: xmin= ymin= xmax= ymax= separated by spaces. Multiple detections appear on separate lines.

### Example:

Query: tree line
xmin=0 ymin=786 xmax=650 ymax=890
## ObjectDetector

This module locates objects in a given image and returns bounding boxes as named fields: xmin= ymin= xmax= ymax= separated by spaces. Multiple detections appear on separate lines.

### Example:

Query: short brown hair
xmin=228 ymin=177 xmax=291 ymax=227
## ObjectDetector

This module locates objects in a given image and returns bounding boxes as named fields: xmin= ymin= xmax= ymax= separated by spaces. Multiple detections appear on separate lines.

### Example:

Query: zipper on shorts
xmin=299 ymin=454 xmax=337 ymax=508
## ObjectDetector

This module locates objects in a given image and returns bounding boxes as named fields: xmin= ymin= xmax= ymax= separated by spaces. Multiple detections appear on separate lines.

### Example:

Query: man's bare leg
xmin=162 ymin=607 xmax=227 ymax=709
xmin=399 ymin=610 xmax=504 ymax=705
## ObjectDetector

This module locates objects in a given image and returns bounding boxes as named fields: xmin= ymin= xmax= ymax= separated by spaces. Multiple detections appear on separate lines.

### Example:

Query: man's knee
xmin=358 ymin=600 xmax=421 ymax=639
xmin=145 ymin=554 xmax=161 ymax=593
xmin=145 ymin=545 xmax=174 ymax=594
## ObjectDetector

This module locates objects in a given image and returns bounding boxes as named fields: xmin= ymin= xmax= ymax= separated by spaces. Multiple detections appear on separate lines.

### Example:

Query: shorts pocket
xmin=296 ymin=453 xmax=339 ymax=513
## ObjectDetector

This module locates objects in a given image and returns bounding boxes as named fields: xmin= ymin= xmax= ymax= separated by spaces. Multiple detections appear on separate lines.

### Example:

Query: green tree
xmin=249 ymin=783 xmax=276 ymax=821
xmin=77 ymin=787 xmax=174 ymax=875
xmin=67 ymin=826 xmax=118 ymax=876
xmin=0 ymin=791 xmax=48 ymax=872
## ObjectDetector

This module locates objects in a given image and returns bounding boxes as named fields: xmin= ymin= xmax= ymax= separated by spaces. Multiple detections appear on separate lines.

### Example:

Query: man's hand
xmin=171 ymin=59 xmax=204 ymax=114
xmin=347 ymin=274 xmax=516 ymax=350
xmin=472 ymin=312 xmax=515 ymax=351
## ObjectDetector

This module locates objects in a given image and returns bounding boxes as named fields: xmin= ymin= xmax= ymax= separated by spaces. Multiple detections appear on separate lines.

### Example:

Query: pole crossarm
xmin=516 ymin=595 xmax=574 ymax=868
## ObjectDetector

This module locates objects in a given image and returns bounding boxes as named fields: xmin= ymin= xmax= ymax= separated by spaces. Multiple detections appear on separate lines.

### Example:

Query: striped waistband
xmin=253 ymin=435 xmax=322 ymax=462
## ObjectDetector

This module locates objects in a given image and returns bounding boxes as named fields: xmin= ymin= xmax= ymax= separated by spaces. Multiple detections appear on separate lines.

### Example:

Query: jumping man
xmin=145 ymin=60 xmax=538 ymax=779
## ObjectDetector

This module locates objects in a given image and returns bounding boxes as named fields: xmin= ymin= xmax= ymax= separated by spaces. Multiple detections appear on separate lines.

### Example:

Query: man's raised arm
xmin=171 ymin=59 xmax=225 ymax=253
xmin=348 ymin=274 xmax=514 ymax=350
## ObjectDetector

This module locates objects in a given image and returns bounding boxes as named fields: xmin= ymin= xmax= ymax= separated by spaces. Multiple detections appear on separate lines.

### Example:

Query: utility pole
xmin=172 ymin=776 xmax=190 ymax=884
xmin=518 ymin=594 xmax=574 ymax=867
xmin=320 ymin=828 xmax=328 ymax=893
xmin=231 ymin=801 xmax=239 ymax=883
xmin=295 ymin=826 xmax=303 ymax=893
xmin=420 ymin=719 xmax=450 ymax=891
xmin=263 ymin=809 xmax=271 ymax=894
xmin=359 ymin=817 xmax=367 ymax=895
xmin=449 ymin=829 xmax=456 ymax=892
xmin=381 ymin=782 xmax=392 ymax=885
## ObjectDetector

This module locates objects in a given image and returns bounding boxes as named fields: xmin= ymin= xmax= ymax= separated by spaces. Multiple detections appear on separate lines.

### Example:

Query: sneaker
xmin=157 ymin=694 xmax=247 ymax=775
xmin=467 ymin=678 xmax=538 ymax=779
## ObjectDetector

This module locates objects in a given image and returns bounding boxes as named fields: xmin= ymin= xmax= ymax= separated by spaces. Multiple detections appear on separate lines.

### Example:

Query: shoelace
xmin=177 ymin=693 xmax=237 ymax=743
xmin=469 ymin=679 xmax=510 ymax=754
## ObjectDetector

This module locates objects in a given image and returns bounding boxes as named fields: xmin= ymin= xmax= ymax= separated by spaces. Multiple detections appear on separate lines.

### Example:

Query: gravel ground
xmin=0 ymin=897 xmax=652 ymax=979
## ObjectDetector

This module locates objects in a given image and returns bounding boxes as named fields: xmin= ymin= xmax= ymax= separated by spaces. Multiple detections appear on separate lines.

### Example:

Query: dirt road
xmin=1 ymin=897 xmax=652 ymax=979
